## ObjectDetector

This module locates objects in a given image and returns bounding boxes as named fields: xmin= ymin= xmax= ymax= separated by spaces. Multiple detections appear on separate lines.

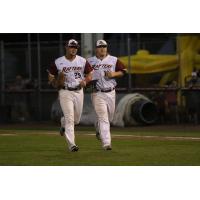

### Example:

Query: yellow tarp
xmin=119 ymin=50 xmax=178 ymax=74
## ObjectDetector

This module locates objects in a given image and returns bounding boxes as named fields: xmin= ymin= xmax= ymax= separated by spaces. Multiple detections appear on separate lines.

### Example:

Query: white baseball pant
xmin=91 ymin=90 xmax=115 ymax=148
xmin=59 ymin=88 xmax=83 ymax=149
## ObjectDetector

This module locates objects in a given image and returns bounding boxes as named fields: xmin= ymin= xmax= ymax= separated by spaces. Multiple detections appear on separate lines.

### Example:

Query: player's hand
xmin=79 ymin=80 xmax=86 ymax=88
xmin=105 ymin=71 xmax=113 ymax=78
xmin=48 ymin=72 xmax=55 ymax=84
xmin=105 ymin=71 xmax=124 ymax=78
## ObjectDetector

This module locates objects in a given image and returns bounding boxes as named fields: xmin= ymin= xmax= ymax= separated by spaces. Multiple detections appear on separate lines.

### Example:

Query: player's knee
xmin=65 ymin=118 xmax=74 ymax=125
xmin=98 ymin=117 xmax=109 ymax=124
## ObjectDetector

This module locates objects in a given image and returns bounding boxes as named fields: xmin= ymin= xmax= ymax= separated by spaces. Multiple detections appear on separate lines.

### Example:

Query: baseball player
xmin=48 ymin=39 xmax=93 ymax=152
xmin=87 ymin=39 xmax=127 ymax=150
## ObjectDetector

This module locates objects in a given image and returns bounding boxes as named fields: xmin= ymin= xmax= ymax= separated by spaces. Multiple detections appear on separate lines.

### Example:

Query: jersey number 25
xmin=74 ymin=72 xmax=81 ymax=79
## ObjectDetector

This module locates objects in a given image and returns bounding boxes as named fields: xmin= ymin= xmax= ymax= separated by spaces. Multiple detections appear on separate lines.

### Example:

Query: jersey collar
xmin=96 ymin=54 xmax=109 ymax=61
xmin=64 ymin=55 xmax=77 ymax=62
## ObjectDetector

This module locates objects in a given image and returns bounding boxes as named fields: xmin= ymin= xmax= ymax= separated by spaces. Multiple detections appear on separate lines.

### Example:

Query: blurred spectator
xmin=188 ymin=67 xmax=200 ymax=88
xmin=184 ymin=70 xmax=200 ymax=124
xmin=9 ymin=75 xmax=25 ymax=91
xmin=164 ymin=81 xmax=179 ymax=124
xmin=184 ymin=91 xmax=200 ymax=124
xmin=8 ymin=75 xmax=30 ymax=122
xmin=153 ymin=91 xmax=166 ymax=124
xmin=25 ymin=79 xmax=37 ymax=89
xmin=8 ymin=75 xmax=37 ymax=91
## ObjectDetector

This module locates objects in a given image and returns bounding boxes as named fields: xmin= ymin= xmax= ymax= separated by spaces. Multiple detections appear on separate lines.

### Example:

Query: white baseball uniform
xmin=49 ymin=55 xmax=93 ymax=149
xmin=87 ymin=55 xmax=126 ymax=148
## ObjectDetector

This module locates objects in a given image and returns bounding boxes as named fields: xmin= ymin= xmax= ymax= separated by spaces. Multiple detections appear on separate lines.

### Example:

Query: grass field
xmin=1 ymin=125 xmax=200 ymax=166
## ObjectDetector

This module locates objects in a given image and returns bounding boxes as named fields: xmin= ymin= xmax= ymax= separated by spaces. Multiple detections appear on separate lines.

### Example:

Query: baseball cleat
xmin=103 ymin=145 xmax=112 ymax=151
xmin=96 ymin=131 xmax=101 ymax=140
xmin=59 ymin=127 xmax=65 ymax=136
xmin=70 ymin=145 xmax=79 ymax=152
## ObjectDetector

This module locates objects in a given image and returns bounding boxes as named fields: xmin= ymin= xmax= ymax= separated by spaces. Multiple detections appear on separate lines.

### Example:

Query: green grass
xmin=0 ymin=128 xmax=200 ymax=166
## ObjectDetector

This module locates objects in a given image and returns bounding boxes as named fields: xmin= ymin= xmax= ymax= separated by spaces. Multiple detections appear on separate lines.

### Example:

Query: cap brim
xmin=67 ymin=45 xmax=79 ymax=48
xmin=96 ymin=45 xmax=107 ymax=48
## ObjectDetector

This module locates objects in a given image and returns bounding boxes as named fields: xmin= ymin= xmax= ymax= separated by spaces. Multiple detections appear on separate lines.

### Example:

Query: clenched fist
xmin=105 ymin=71 xmax=113 ymax=78
xmin=79 ymin=80 xmax=86 ymax=88
xmin=48 ymin=73 xmax=55 ymax=83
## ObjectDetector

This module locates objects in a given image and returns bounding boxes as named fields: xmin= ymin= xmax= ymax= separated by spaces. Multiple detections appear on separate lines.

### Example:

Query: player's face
xmin=96 ymin=46 xmax=107 ymax=57
xmin=66 ymin=46 xmax=78 ymax=56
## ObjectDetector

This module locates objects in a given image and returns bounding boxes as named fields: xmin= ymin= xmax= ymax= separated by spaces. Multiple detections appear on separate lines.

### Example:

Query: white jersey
xmin=87 ymin=55 xmax=118 ymax=90
xmin=53 ymin=55 xmax=88 ymax=88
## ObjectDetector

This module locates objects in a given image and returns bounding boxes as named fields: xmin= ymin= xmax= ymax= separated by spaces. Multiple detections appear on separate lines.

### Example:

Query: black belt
xmin=62 ymin=85 xmax=82 ymax=91
xmin=96 ymin=87 xmax=115 ymax=93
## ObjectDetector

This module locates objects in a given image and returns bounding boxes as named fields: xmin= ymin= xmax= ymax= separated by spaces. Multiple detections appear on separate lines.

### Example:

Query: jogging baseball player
xmin=48 ymin=39 xmax=93 ymax=152
xmin=87 ymin=39 xmax=127 ymax=150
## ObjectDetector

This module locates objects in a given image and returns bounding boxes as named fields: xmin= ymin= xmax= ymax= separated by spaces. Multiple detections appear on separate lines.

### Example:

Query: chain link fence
xmin=1 ymin=34 xmax=197 ymax=124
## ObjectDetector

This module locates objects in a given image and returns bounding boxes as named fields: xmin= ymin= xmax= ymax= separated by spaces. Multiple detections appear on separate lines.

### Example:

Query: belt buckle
xmin=95 ymin=87 xmax=114 ymax=93
xmin=67 ymin=85 xmax=81 ymax=91
xmin=68 ymin=87 xmax=76 ymax=91
xmin=104 ymin=87 xmax=114 ymax=92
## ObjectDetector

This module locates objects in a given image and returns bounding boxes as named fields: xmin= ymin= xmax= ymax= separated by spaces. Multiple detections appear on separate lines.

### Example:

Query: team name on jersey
xmin=92 ymin=64 xmax=113 ymax=70
xmin=62 ymin=66 xmax=82 ymax=73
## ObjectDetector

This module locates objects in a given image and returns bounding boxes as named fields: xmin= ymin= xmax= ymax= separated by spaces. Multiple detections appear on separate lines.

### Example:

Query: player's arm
xmin=47 ymin=63 xmax=59 ymax=88
xmin=105 ymin=59 xmax=127 ymax=78
xmin=48 ymin=63 xmax=57 ymax=82
xmin=105 ymin=71 xmax=124 ymax=78
xmin=80 ymin=61 xmax=93 ymax=87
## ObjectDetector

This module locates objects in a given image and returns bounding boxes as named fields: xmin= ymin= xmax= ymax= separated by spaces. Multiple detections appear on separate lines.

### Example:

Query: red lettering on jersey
xmin=63 ymin=66 xmax=83 ymax=73
xmin=93 ymin=65 xmax=100 ymax=70
xmin=93 ymin=64 xmax=113 ymax=70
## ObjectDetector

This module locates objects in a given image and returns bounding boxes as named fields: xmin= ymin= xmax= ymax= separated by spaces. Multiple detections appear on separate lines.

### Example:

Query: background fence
xmin=2 ymin=33 xmax=198 ymax=124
